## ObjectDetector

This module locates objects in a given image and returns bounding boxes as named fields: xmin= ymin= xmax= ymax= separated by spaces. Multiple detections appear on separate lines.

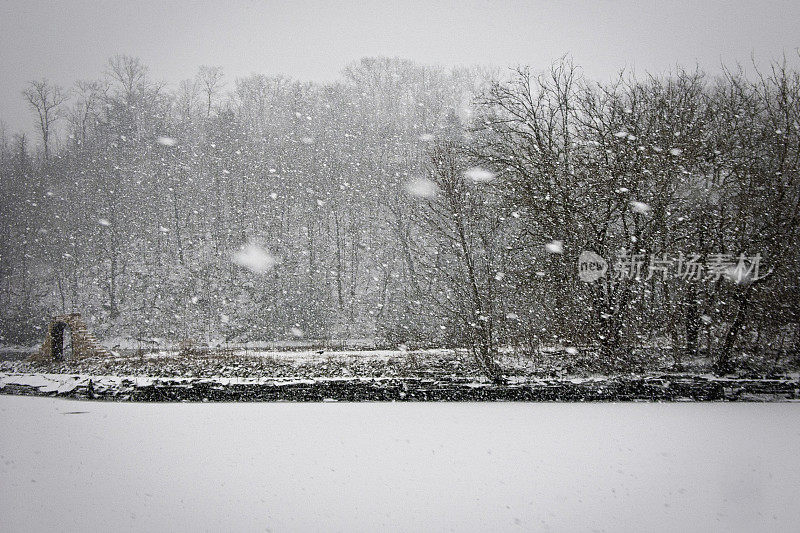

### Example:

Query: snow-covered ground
xmin=2 ymin=397 xmax=799 ymax=532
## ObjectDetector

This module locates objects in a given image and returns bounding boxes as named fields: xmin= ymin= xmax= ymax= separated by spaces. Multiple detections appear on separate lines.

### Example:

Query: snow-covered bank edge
xmin=1 ymin=372 xmax=799 ymax=402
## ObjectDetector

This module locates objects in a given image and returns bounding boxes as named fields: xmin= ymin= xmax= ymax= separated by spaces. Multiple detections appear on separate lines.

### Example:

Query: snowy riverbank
xmin=2 ymin=371 xmax=798 ymax=402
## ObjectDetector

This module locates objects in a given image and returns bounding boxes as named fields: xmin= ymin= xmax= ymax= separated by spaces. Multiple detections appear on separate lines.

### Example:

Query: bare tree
xmin=414 ymin=141 xmax=509 ymax=380
xmin=107 ymin=55 xmax=148 ymax=98
xmin=70 ymin=80 xmax=106 ymax=146
xmin=197 ymin=66 xmax=225 ymax=117
xmin=176 ymin=78 xmax=200 ymax=120
xmin=23 ymin=79 xmax=68 ymax=161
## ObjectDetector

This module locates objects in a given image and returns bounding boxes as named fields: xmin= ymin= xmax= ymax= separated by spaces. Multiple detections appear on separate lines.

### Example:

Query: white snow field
xmin=2 ymin=397 xmax=800 ymax=533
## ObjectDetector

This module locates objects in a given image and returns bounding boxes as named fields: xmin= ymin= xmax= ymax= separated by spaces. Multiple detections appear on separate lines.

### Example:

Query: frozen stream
xmin=1 ymin=396 xmax=799 ymax=532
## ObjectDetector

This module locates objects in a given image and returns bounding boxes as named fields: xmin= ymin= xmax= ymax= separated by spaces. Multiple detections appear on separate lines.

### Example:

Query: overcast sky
xmin=2 ymin=0 xmax=798 ymax=140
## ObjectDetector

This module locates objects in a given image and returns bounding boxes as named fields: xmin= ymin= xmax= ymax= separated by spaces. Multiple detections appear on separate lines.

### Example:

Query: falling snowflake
xmin=464 ymin=167 xmax=496 ymax=183
xmin=630 ymin=201 xmax=651 ymax=214
xmin=419 ymin=133 xmax=435 ymax=142
xmin=614 ymin=131 xmax=629 ymax=138
xmin=669 ymin=148 xmax=683 ymax=156
xmin=565 ymin=347 xmax=578 ymax=355
xmin=159 ymin=226 xmax=170 ymax=233
xmin=316 ymin=199 xmax=326 ymax=207
xmin=301 ymin=136 xmax=315 ymax=144
xmin=404 ymin=177 xmax=438 ymax=198
xmin=269 ymin=192 xmax=278 ymax=200
xmin=290 ymin=326 xmax=304 ymax=337
xmin=232 ymin=243 xmax=276 ymax=274
xmin=545 ymin=240 xmax=563 ymax=254
xmin=506 ymin=312 xmax=519 ymax=320
xmin=156 ymin=136 xmax=176 ymax=147
xmin=98 ymin=218 xmax=111 ymax=226
xmin=494 ymin=272 xmax=505 ymax=281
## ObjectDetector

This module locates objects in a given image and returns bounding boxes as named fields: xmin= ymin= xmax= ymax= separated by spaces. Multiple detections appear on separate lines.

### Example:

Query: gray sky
xmin=2 ymin=0 xmax=798 ymax=141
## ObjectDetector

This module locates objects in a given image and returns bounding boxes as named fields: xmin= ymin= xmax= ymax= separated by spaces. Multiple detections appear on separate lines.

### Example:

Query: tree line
xmin=1 ymin=55 xmax=798 ymax=376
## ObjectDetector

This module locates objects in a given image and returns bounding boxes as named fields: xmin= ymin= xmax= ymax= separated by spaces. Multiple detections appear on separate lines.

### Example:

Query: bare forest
xmin=2 ymin=55 xmax=799 ymax=377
